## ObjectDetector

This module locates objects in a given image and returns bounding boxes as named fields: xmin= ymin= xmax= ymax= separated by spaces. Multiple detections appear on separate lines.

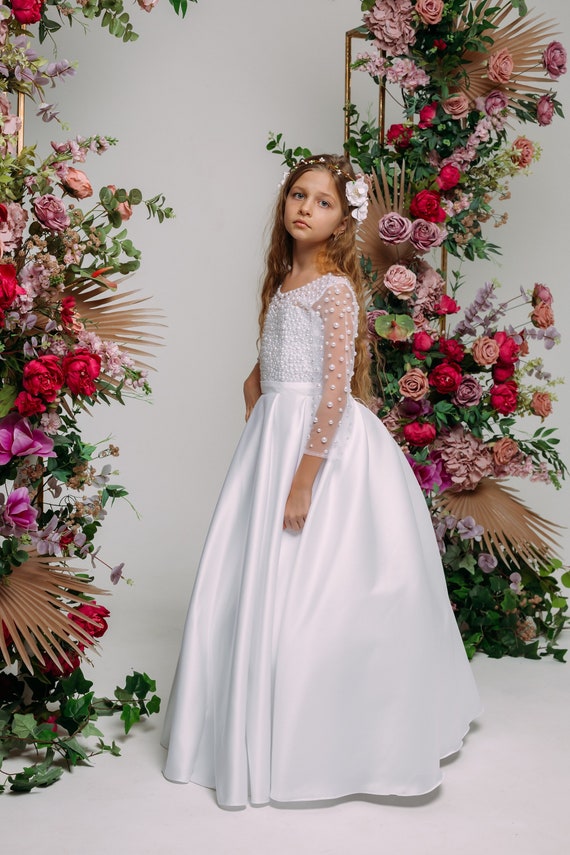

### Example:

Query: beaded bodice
xmin=259 ymin=274 xmax=358 ymax=458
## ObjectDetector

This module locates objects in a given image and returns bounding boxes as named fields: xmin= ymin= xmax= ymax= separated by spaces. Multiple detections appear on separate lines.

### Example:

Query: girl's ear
xmin=333 ymin=216 xmax=348 ymax=239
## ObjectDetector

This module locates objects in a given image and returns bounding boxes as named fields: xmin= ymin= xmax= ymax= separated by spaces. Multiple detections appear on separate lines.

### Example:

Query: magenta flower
xmin=2 ymin=487 xmax=38 ymax=532
xmin=0 ymin=414 xmax=56 ymax=465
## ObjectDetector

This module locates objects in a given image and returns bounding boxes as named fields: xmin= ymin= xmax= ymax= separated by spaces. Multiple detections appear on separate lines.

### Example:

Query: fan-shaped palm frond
xmin=67 ymin=277 xmax=165 ymax=370
xmin=436 ymin=477 xmax=562 ymax=568
xmin=0 ymin=552 xmax=107 ymax=673
xmin=456 ymin=2 xmax=559 ymax=108
xmin=358 ymin=166 xmax=415 ymax=291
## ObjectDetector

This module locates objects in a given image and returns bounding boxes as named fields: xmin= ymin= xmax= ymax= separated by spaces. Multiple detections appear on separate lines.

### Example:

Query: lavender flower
xmin=457 ymin=516 xmax=484 ymax=541
xmin=478 ymin=553 xmax=498 ymax=573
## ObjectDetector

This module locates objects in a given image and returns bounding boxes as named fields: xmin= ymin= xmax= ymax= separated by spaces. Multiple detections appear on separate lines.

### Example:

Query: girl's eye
xmin=318 ymin=200 xmax=330 ymax=208
xmin=292 ymin=191 xmax=304 ymax=199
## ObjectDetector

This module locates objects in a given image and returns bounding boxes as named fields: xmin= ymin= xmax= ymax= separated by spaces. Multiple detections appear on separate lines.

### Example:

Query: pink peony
xmin=532 ymin=283 xmax=553 ymax=306
xmin=363 ymin=0 xmax=416 ymax=57
xmin=2 ymin=487 xmax=38 ymax=532
xmin=536 ymin=95 xmax=555 ymax=126
xmin=488 ymin=48 xmax=514 ymax=83
xmin=543 ymin=41 xmax=567 ymax=79
xmin=484 ymin=90 xmax=508 ymax=116
xmin=33 ymin=195 xmax=70 ymax=232
xmin=410 ymin=218 xmax=446 ymax=251
xmin=384 ymin=264 xmax=417 ymax=298
xmin=511 ymin=137 xmax=535 ymax=168
xmin=378 ymin=212 xmax=413 ymax=244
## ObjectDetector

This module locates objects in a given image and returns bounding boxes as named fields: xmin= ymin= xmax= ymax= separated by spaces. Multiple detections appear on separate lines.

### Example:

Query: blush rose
xmin=442 ymin=94 xmax=470 ymax=119
xmin=492 ymin=436 xmax=520 ymax=467
xmin=488 ymin=48 xmax=514 ymax=83
xmin=453 ymin=375 xmax=483 ymax=408
xmin=398 ymin=368 xmax=430 ymax=401
xmin=61 ymin=167 xmax=93 ymax=200
xmin=378 ymin=212 xmax=413 ymax=244
xmin=531 ymin=302 xmax=555 ymax=329
xmin=530 ymin=391 xmax=552 ymax=419
xmin=384 ymin=264 xmax=417 ymax=299
xmin=415 ymin=0 xmax=444 ymax=26
xmin=410 ymin=219 xmax=446 ymax=251
xmin=512 ymin=137 xmax=534 ymax=168
xmin=472 ymin=336 xmax=500 ymax=366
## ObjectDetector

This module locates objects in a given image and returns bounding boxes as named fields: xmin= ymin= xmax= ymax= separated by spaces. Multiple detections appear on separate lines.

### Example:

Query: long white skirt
xmin=161 ymin=381 xmax=482 ymax=807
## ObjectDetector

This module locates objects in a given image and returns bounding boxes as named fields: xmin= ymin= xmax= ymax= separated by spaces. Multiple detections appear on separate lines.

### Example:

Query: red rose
xmin=490 ymin=380 xmax=518 ymax=415
xmin=0 ymin=204 xmax=7 ymax=224
xmin=412 ymin=330 xmax=434 ymax=359
xmin=409 ymin=189 xmax=446 ymax=223
xmin=418 ymin=102 xmax=437 ymax=128
xmin=436 ymin=164 xmax=461 ymax=191
xmin=14 ymin=391 xmax=47 ymax=417
xmin=494 ymin=331 xmax=520 ymax=364
xmin=62 ymin=349 xmax=101 ymax=397
xmin=433 ymin=294 xmax=460 ymax=315
xmin=0 ymin=263 xmax=20 ymax=310
xmin=386 ymin=123 xmax=414 ymax=150
xmin=403 ymin=421 xmax=437 ymax=447
xmin=1 ymin=620 xmax=12 ymax=647
xmin=40 ymin=648 xmax=82 ymax=678
xmin=438 ymin=337 xmax=465 ymax=362
xmin=70 ymin=603 xmax=110 ymax=639
xmin=434 ymin=39 xmax=447 ymax=50
xmin=10 ymin=0 xmax=44 ymax=24
xmin=492 ymin=362 xmax=515 ymax=382
xmin=428 ymin=361 xmax=463 ymax=394
xmin=23 ymin=355 xmax=64 ymax=403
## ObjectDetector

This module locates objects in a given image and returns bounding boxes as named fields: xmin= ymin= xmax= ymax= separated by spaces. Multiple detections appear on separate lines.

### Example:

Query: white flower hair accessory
xmin=346 ymin=175 xmax=369 ymax=222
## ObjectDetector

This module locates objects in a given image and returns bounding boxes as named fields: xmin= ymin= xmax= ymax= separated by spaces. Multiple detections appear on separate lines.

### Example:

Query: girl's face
xmin=284 ymin=169 xmax=347 ymax=249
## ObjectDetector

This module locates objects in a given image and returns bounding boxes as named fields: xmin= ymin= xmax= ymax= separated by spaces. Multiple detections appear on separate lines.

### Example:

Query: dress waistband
xmin=261 ymin=380 xmax=320 ymax=396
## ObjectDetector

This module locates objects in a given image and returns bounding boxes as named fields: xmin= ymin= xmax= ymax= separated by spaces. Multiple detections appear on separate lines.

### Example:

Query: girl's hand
xmin=243 ymin=362 xmax=261 ymax=421
xmin=283 ymin=485 xmax=312 ymax=532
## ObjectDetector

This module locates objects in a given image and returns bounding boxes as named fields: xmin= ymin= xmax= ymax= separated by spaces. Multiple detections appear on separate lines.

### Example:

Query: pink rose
xmin=493 ymin=436 xmax=520 ymax=467
xmin=23 ymin=355 xmax=64 ymax=402
xmin=488 ymin=48 xmax=514 ymax=84
xmin=531 ymin=302 xmax=555 ymax=329
xmin=398 ymin=368 xmax=430 ymax=401
xmin=428 ymin=361 xmax=462 ymax=394
xmin=62 ymin=348 xmax=101 ymax=397
xmin=367 ymin=308 xmax=387 ymax=337
xmin=543 ymin=41 xmax=567 ymax=79
xmin=472 ymin=336 xmax=500 ymax=366
xmin=442 ymin=94 xmax=470 ymax=119
xmin=383 ymin=264 xmax=417 ymax=299
xmin=453 ymin=375 xmax=483 ymax=408
xmin=2 ymin=487 xmax=38 ymax=532
xmin=484 ymin=90 xmax=508 ymax=116
xmin=532 ymin=283 xmax=553 ymax=306
xmin=415 ymin=0 xmax=444 ymax=26
xmin=410 ymin=218 xmax=446 ymax=252
xmin=530 ymin=391 xmax=552 ymax=419
xmin=403 ymin=421 xmax=437 ymax=447
xmin=378 ymin=212 xmax=413 ymax=244
xmin=436 ymin=164 xmax=461 ymax=191
xmin=536 ymin=95 xmax=555 ymax=126
xmin=61 ymin=167 xmax=93 ymax=200
xmin=511 ymin=137 xmax=534 ymax=168
xmin=33 ymin=194 xmax=70 ymax=232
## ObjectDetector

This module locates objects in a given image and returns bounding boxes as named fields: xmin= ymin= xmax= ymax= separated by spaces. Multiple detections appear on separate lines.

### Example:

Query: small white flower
xmin=345 ymin=176 xmax=369 ymax=222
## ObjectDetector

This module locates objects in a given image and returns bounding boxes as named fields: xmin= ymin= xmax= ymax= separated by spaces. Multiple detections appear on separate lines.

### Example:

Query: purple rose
xmin=0 ymin=413 xmax=56 ymax=465
xmin=33 ymin=194 xmax=71 ymax=232
xmin=453 ymin=375 xmax=484 ymax=408
xmin=410 ymin=219 xmax=446 ymax=252
xmin=2 ymin=487 xmax=38 ymax=532
xmin=378 ymin=212 xmax=413 ymax=244
xmin=536 ymin=95 xmax=555 ymax=126
xmin=543 ymin=41 xmax=567 ymax=79
xmin=484 ymin=89 xmax=508 ymax=116
xmin=478 ymin=553 xmax=498 ymax=573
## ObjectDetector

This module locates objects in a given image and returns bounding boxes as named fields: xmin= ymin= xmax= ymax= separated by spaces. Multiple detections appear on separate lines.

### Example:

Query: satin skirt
xmin=161 ymin=381 xmax=482 ymax=807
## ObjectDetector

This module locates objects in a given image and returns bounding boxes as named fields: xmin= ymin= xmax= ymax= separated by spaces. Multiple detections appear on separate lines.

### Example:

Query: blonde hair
xmin=259 ymin=154 xmax=372 ymax=404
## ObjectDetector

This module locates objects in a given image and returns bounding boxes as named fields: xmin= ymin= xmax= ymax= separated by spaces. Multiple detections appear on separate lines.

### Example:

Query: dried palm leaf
xmin=436 ymin=477 xmax=562 ymax=568
xmin=67 ymin=277 xmax=165 ymax=370
xmin=0 ymin=551 xmax=107 ymax=674
xmin=455 ymin=2 xmax=559 ymax=108
xmin=358 ymin=166 xmax=415 ymax=291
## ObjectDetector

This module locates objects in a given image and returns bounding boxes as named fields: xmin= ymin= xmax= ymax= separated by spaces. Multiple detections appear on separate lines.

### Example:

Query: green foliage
xmin=0 ymin=668 xmax=160 ymax=794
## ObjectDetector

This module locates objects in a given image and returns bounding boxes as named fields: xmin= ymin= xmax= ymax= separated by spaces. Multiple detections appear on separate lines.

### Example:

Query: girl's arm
xmin=283 ymin=454 xmax=323 ymax=531
xmin=243 ymin=361 xmax=261 ymax=421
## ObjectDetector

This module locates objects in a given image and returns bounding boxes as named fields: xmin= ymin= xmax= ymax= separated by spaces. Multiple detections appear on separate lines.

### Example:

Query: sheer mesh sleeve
xmin=305 ymin=280 xmax=357 ymax=459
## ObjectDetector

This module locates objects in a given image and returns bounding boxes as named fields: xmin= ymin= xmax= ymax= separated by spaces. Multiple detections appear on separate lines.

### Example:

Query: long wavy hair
xmin=259 ymin=154 xmax=372 ymax=404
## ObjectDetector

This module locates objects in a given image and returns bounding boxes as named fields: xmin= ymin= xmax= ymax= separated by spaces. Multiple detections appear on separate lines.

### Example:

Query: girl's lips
xmin=293 ymin=220 xmax=309 ymax=228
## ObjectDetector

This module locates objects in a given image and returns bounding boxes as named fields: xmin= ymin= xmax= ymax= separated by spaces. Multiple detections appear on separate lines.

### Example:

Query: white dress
xmin=162 ymin=273 xmax=481 ymax=807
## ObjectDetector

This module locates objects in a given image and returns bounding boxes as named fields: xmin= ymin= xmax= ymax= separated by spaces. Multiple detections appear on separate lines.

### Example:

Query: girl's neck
xmin=284 ymin=245 xmax=332 ymax=289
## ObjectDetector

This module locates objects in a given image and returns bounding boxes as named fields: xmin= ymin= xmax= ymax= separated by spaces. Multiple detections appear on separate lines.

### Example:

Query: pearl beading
xmin=259 ymin=274 xmax=358 ymax=459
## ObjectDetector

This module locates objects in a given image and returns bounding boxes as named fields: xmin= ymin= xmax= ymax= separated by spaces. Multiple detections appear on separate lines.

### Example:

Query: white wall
xmin=24 ymin=0 xmax=570 ymax=687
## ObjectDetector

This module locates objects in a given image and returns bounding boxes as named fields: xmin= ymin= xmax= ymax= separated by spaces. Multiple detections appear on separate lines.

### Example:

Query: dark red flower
xmin=23 ymin=355 xmax=64 ymax=403
xmin=11 ymin=0 xmax=44 ymax=24
xmin=70 ymin=603 xmax=110 ymax=639
xmin=40 ymin=647 xmax=82 ymax=678
xmin=386 ymin=123 xmax=414 ymax=150
xmin=418 ymin=102 xmax=437 ymax=129
xmin=434 ymin=39 xmax=447 ymax=50
xmin=492 ymin=362 xmax=515 ymax=382
xmin=428 ymin=361 xmax=463 ymax=394
xmin=494 ymin=330 xmax=520 ymax=364
xmin=403 ymin=421 xmax=437 ymax=447
xmin=490 ymin=380 xmax=518 ymax=415
xmin=436 ymin=164 xmax=461 ymax=191
xmin=60 ymin=295 xmax=76 ymax=329
xmin=409 ymin=189 xmax=447 ymax=223
xmin=13 ymin=390 xmax=47 ymax=417
xmin=412 ymin=330 xmax=435 ymax=359
xmin=433 ymin=294 xmax=460 ymax=315
xmin=62 ymin=349 xmax=101 ymax=397
xmin=0 ymin=263 xmax=21 ymax=310
xmin=438 ymin=337 xmax=465 ymax=362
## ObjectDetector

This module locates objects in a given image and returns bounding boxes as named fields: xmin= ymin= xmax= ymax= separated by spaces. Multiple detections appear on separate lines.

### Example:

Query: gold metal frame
xmin=344 ymin=28 xmax=386 ymax=145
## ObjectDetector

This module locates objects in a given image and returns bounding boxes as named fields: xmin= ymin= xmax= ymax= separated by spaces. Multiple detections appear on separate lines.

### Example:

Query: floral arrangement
xmin=269 ymin=0 xmax=569 ymax=660
xmin=0 ymin=0 xmax=185 ymax=793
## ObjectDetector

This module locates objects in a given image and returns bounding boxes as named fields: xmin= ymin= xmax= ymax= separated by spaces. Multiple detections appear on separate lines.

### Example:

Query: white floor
xmin=4 ymin=611 xmax=569 ymax=855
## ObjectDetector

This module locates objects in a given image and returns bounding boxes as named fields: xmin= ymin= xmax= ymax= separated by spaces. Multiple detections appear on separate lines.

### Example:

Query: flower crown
xmin=281 ymin=157 xmax=369 ymax=223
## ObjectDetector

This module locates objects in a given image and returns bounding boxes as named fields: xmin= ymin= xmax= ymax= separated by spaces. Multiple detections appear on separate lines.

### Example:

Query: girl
xmin=162 ymin=155 xmax=481 ymax=808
